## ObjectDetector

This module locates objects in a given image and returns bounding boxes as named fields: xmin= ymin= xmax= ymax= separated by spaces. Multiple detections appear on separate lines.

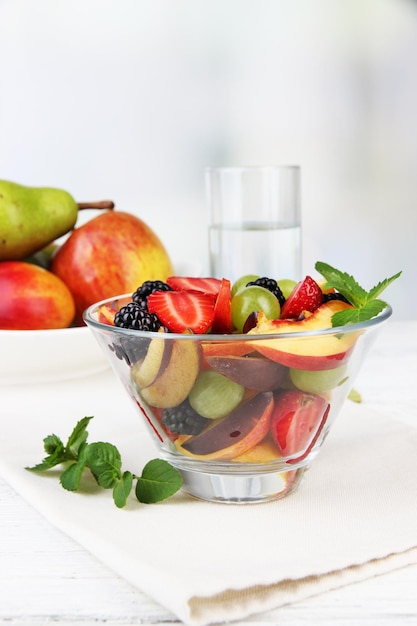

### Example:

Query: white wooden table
xmin=1 ymin=321 xmax=417 ymax=625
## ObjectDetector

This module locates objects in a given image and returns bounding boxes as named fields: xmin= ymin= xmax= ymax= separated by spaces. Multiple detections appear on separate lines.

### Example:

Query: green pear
xmin=0 ymin=179 xmax=114 ymax=260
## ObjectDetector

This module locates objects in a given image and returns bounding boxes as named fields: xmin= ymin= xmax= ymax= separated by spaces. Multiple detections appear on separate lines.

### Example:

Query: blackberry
xmin=109 ymin=339 xmax=149 ymax=367
xmin=322 ymin=292 xmax=350 ymax=305
xmin=132 ymin=280 xmax=172 ymax=310
xmin=246 ymin=276 xmax=286 ymax=308
xmin=162 ymin=399 xmax=210 ymax=435
xmin=114 ymin=302 xmax=165 ymax=332
xmin=113 ymin=303 xmax=168 ymax=365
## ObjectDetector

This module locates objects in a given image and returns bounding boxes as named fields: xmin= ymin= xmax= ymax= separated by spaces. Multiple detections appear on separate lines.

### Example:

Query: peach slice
xmin=202 ymin=340 xmax=251 ymax=359
xmin=97 ymin=303 xmax=117 ymax=325
xmin=205 ymin=354 xmax=287 ymax=391
xmin=176 ymin=391 xmax=274 ymax=460
xmin=133 ymin=339 xmax=200 ymax=408
xmin=131 ymin=338 xmax=173 ymax=389
xmin=232 ymin=438 xmax=281 ymax=463
xmin=248 ymin=301 xmax=358 ymax=370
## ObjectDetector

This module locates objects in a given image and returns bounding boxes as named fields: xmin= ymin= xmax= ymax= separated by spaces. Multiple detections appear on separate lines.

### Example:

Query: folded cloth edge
xmin=185 ymin=548 xmax=417 ymax=626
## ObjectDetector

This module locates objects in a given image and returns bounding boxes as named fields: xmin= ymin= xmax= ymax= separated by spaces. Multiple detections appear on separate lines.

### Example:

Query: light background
xmin=0 ymin=0 xmax=415 ymax=319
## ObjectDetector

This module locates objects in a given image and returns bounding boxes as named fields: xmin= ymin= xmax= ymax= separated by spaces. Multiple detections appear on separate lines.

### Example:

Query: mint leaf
xmin=330 ymin=308 xmax=363 ymax=327
xmin=136 ymin=459 xmax=183 ymax=503
xmin=66 ymin=416 xmax=93 ymax=459
xmin=331 ymin=299 xmax=388 ymax=327
xmin=86 ymin=442 xmax=122 ymax=488
xmin=26 ymin=434 xmax=66 ymax=471
xmin=44 ymin=434 xmax=64 ymax=456
xmin=367 ymin=272 xmax=402 ymax=300
xmin=27 ymin=419 xmax=94 ymax=472
xmin=315 ymin=261 xmax=401 ymax=326
xmin=356 ymin=299 xmax=388 ymax=320
xmin=60 ymin=443 xmax=89 ymax=491
xmin=113 ymin=471 xmax=134 ymax=508
xmin=60 ymin=461 xmax=86 ymax=491
xmin=27 ymin=417 xmax=182 ymax=507
xmin=315 ymin=261 xmax=368 ymax=307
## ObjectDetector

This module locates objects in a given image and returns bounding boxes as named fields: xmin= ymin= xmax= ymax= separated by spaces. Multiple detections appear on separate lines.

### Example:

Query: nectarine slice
xmin=232 ymin=438 xmax=281 ymax=463
xmin=136 ymin=340 xmax=200 ymax=408
xmin=201 ymin=340 xmax=251 ymax=359
xmin=131 ymin=338 xmax=173 ymax=389
xmin=248 ymin=301 xmax=358 ymax=370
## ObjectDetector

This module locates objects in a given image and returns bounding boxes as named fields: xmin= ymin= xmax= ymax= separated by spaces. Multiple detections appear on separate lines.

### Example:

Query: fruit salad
xmin=92 ymin=263 xmax=398 ymax=472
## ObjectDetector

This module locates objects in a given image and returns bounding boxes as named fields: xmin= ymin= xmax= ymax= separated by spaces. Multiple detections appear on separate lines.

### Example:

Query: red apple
xmin=0 ymin=261 xmax=75 ymax=329
xmin=248 ymin=300 xmax=358 ymax=370
xmin=51 ymin=211 xmax=174 ymax=322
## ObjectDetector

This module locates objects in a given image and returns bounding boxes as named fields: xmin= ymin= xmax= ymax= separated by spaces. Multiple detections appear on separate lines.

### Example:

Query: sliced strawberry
xmin=288 ymin=403 xmax=330 ymax=464
xmin=270 ymin=390 xmax=329 ymax=459
xmin=211 ymin=278 xmax=233 ymax=334
xmin=280 ymin=276 xmax=322 ymax=319
xmin=167 ymin=276 xmax=222 ymax=296
xmin=148 ymin=290 xmax=216 ymax=334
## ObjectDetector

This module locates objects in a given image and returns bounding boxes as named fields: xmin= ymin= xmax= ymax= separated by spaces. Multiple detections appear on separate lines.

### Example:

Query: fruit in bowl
xmin=84 ymin=262 xmax=400 ymax=504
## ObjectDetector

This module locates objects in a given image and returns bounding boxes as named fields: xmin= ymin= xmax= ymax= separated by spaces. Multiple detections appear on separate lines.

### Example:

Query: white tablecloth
xmin=0 ymin=321 xmax=416 ymax=625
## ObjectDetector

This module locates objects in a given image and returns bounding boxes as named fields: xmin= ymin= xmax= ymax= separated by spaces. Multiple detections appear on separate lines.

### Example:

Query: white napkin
xmin=1 ymin=345 xmax=417 ymax=625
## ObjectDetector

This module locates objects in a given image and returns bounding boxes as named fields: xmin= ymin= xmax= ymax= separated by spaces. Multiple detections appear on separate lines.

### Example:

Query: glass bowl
xmin=84 ymin=296 xmax=392 ymax=504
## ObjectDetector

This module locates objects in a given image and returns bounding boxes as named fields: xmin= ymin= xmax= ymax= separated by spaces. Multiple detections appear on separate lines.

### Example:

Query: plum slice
xmin=205 ymin=353 xmax=287 ymax=391
xmin=180 ymin=391 xmax=274 ymax=460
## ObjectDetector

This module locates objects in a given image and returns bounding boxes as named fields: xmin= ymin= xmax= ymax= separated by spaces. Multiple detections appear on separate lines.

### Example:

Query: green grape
xmin=277 ymin=278 xmax=298 ymax=299
xmin=189 ymin=370 xmax=244 ymax=419
xmin=231 ymin=274 xmax=259 ymax=297
xmin=290 ymin=365 xmax=348 ymax=394
xmin=231 ymin=285 xmax=281 ymax=332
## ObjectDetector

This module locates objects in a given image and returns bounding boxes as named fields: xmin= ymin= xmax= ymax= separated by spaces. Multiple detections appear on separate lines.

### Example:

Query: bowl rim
xmin=83 ymin=294 xmax=393 ymax=341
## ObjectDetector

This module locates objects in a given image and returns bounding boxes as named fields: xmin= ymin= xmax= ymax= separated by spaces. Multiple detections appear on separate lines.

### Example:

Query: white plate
xmin=0 ymin=326 xmax=109 ymax=385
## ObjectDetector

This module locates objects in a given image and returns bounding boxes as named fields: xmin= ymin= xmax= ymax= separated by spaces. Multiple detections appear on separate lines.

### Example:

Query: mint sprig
xmin=315 ymin=261 xmax=401 ymax=327
xmin=26 ymin=417 xmax=182 ymax=508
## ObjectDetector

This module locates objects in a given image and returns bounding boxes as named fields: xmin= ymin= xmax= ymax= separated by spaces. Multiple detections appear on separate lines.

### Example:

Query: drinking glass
xmin=206 ymin=166 xmax=301 ymax=282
